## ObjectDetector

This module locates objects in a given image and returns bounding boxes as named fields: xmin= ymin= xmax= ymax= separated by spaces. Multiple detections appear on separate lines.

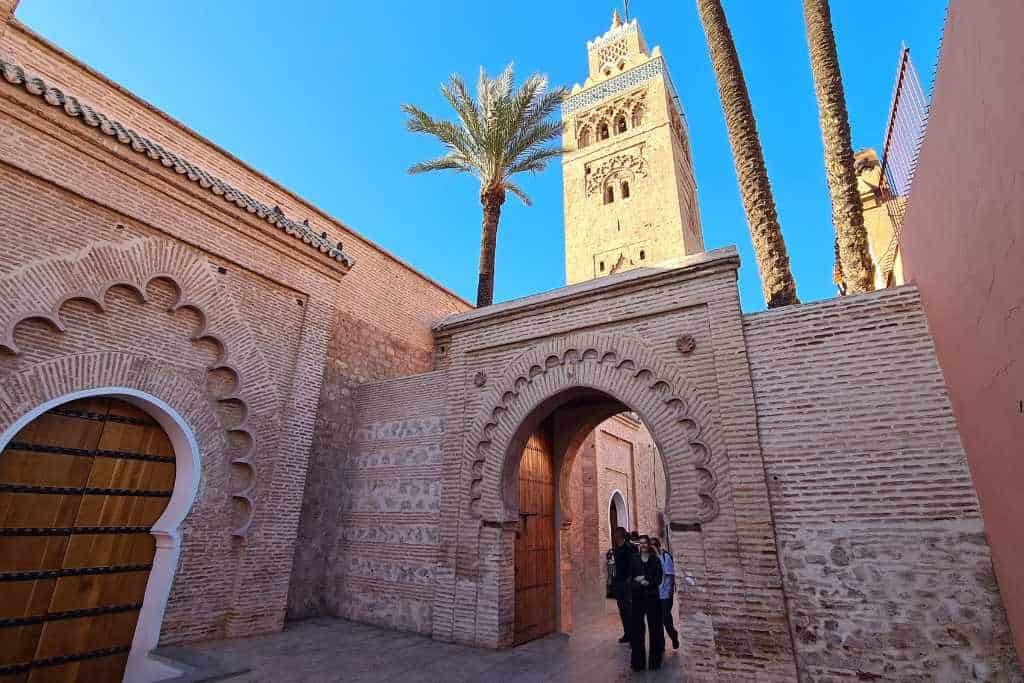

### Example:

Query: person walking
xmin=651 ymin=537 xmax=679 ymax=650
xmin=610 ymin=527 xmax=634 ymax=643
xmin=628 ymin=535 xmax=665 ymax=671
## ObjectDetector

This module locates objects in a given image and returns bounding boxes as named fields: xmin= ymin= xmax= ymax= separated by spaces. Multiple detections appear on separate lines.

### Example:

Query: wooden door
xmin=513 ymin=426 xmax=556 ymax=646
xmin=0 ymin=397 xmax=176 ymax=683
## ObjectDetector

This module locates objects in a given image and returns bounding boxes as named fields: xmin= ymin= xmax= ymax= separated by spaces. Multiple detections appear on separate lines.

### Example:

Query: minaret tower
xmin=561 ymin=11 xmax=702 ymax=284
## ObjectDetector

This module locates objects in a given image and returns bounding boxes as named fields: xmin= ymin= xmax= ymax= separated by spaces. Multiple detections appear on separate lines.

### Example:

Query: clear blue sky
xmin=15 ymin=1 xmax=947 ymax=311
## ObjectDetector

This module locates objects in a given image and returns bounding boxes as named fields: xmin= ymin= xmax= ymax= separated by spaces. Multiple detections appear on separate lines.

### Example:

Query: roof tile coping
xmin=0 ymin=57 xmax=354 ymax=268
xmin=433 ymin=245 xmax=740 ymax=333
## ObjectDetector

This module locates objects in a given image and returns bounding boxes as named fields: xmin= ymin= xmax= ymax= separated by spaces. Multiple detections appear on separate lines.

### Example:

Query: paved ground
xmin=159 ymin=602 xmax=683 ymax=682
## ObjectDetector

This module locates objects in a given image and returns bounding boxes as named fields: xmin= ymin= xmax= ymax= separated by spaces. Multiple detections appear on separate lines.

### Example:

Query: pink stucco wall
xmin=899 ymin=0 xmax=1024 ymax=656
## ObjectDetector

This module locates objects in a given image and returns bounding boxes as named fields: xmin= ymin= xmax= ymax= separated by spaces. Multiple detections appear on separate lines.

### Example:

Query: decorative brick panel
xmin=314 ymin=372 xmax=448 ymax=635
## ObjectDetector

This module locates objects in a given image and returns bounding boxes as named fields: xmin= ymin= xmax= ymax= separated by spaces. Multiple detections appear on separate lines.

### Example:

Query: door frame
xmin=608 ymin=489 xmax=629 ymax=539
xmin=0 ymin=387 xmax=201 ymax=682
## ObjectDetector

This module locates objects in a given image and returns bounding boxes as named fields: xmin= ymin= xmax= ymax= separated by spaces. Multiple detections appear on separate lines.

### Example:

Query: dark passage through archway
xmin=509 ymin=390 xmax=670 ymax=651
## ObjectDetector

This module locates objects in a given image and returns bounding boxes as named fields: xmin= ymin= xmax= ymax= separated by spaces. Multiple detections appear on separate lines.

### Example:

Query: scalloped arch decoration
xmin=0 ymin=237 xmax=275 ymax=536
xmin=467 ymin=332 xmax=720 ymax=525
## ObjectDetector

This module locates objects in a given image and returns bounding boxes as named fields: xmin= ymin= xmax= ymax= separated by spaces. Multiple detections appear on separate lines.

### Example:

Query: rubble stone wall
xmin=746 ymin=287 xmax=1021 ymax=680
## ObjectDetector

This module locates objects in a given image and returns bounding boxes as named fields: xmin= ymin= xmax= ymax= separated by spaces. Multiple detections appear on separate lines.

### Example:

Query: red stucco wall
xmin=899 ymin=0 xmax=1024 ymax=656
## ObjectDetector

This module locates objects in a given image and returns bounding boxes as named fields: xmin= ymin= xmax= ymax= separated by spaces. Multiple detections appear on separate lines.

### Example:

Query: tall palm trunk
xmin=696 ymin=0 xmax=799 ymax=308
xmin=476 ymin=186 xmax=505 ymax=307
xmin=803 ymin=0 xmax=874 ymax=294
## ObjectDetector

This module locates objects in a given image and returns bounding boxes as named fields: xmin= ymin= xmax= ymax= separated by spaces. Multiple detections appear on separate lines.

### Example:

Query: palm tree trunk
xmin=696 ymin=0 xmax=799 ymax=308
xmin=476 ymin=186 xmax=505 ymax=307
xmin=833 ymin=235 xmax=846 ymax=295
xmin=803 ymin=0 xmax=874 ymax=294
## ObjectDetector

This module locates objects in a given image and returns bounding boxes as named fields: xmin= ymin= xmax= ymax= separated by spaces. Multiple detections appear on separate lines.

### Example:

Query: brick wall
xmin=287 ymin=312 xmax=445 ymax=619
xmin=0 ymin=21 xmax=467 ymax=646
xmin=564 ymin=429 xmax=598 ymax=619
xmin=0 ymin=0 xmax=16 ymax=41
xmin=318 ymin=371 xmax=447 ymax=634
xmin=745 ymin=286 xmax=1021 ymax=680
xmin=430 ymin=250 xmax=799 ymax=676
xmin=0 ymin=61 xmax=337 ymax=639
xmin=565 ymin=415 xmax=666 ymax=618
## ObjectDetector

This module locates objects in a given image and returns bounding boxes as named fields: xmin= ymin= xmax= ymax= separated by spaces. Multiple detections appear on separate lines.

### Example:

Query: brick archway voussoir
xmin=0 ymin=238 xmax=273 ymax=535
xmin=467 ymin=332 xmax=720 ymax=527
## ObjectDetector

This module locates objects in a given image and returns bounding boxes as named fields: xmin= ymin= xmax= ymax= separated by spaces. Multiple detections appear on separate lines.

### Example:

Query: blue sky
xmin=16 ymin=1 xmax=947 ymax=311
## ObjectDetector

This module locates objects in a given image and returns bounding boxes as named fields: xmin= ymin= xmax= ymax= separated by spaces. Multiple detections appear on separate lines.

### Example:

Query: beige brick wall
xmin=746 ymin=286 xmax=1021 ymax=680
xmin=320 ymin=371 xmax=447 ymax=635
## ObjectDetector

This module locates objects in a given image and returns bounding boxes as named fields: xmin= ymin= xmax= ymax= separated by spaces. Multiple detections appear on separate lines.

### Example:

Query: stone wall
xmin=745 ymin=287 xmax=1021 ymax=680
xmin=319 ymin=371 xmax=447 ymax=635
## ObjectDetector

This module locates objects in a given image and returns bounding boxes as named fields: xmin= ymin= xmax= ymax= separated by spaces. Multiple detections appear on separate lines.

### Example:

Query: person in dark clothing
xmin=628 ymin=535 xmax=665 ymax=671
xmin=651 ymin=537 xmax=680 ymax=650
xmin=610 ymin=526 xmax=635 ymax=643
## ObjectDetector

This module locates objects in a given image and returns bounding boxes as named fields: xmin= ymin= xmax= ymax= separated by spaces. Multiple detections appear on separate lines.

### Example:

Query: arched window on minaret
xmin=621 ymin=180 xmax=630 ymax=199
xmin=615 ymin=114 xmax=627 ymax=134
xmin=631 ymin=106 xmax=644 ymax=129
xmin=598 ymin=122 xmax=610 ymax=140
xmin=578 ymin=127 xmax=591 ymax=149
xmin=604 ymin=185 xmax=615 ymax=204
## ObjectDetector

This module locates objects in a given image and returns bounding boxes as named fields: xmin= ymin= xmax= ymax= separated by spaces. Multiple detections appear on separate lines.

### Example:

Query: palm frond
xmin=507 ymin=120 xmax=564 ymax=165
xmin=404 ymin=62 xmax=564 ymax=200
xmin=507 ymin=146 xmax=565 ymax=176
xmin=441 ymin=74 xmax=484 ymax=145
xmin=503 ymin=180 xmax=533 ymax=207
xmin=408 ymin=154 xmax=473 ymax=176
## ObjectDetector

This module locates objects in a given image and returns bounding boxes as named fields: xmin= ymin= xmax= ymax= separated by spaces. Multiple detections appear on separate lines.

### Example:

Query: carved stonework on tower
xmin=561 ymin=13 xmax=703 ymax=285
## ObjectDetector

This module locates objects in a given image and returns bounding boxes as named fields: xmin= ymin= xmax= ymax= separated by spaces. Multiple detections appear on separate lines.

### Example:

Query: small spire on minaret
xmin=611 ymin=8 xmax=623 ymax=29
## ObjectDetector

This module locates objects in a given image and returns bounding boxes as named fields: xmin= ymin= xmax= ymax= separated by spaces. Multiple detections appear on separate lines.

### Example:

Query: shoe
xmin=631 ymin=664 xmax=646 ymax=671
xmin=650 ymin=661 xmax=661 ymax=670
xmin=672 ymin=635 xmax=679 ymax=650
xmin=618 ymin=635 xmax=629 ymax=643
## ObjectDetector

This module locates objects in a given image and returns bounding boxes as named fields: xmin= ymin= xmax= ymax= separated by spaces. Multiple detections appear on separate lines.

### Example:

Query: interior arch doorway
xmin=608 ymin=489 xmax=628 ymax=539
xmin=508 ymin=387 xmax=674 ymax=646
xmin=0 ymin=389 xmax=200 ymax=682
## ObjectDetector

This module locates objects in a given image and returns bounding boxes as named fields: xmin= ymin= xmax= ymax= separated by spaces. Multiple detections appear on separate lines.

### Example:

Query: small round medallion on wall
xmin=676 ymin=335 xmax=697 ymax=355
xmin=473 ymin=371 xmax=487 ymax=388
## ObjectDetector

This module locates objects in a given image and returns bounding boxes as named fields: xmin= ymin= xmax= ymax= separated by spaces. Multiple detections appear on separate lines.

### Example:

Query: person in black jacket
xmin=628 ymin=535 xmax=665 ymax=671
xmin=610 ymin=526 xmax=635 ymax=643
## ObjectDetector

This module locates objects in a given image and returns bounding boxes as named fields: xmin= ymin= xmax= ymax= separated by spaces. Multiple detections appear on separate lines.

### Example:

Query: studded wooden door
xmin=0 ymin=397 xmax=176 ymax=682
xmin=513 ymin=425 xmax=556 ymax=646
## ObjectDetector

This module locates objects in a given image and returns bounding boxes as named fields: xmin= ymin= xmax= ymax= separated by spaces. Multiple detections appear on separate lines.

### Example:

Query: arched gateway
xmin=423 ymin=249 xmax=801 ymax=677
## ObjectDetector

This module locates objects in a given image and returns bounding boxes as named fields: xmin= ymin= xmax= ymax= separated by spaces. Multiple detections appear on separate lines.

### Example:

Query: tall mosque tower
xmin=561 ymin=11 xmax=702 ymax=284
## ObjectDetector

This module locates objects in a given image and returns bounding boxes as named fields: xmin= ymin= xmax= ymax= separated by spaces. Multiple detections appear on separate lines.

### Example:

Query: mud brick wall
xmin=745 ymin=286 xmax=1021 ymax=681
xmin=319 ymin=372 xmax=447 ymax=635
xmin=0 ymin=20 xmax=467 ymax=642
xmin=566 ymin=429 xmax=601 ymax=617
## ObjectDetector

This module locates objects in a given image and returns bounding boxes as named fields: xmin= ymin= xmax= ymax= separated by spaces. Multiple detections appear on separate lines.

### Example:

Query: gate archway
xmin=437 ymin=332 xmax=724 ymax=650
xmin=0 ymin=388 xmax=200 ymax=682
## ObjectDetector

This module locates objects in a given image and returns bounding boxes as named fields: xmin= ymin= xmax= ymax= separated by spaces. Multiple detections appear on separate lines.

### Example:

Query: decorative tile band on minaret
xmin=562 ymin=13 xmax=703 ymax=285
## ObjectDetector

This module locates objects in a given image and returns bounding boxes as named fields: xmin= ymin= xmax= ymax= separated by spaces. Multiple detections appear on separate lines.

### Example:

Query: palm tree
xmin=696 ymin=0 xmax=799 ymax=308
xmin=402 ymin=64 xmax=566 ymax=307
xmin=802 ymin=0 xmax=874 ymax=294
